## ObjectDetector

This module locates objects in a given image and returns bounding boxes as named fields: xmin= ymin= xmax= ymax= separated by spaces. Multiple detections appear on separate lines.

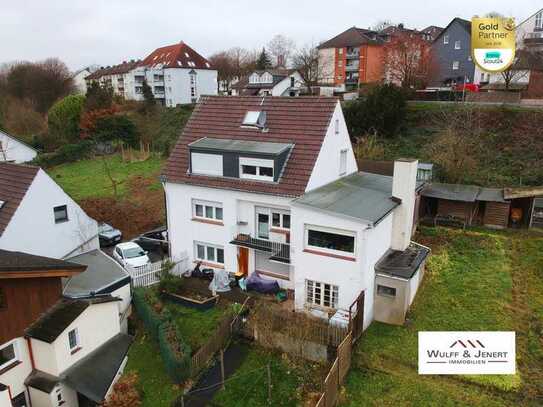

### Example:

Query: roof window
xmin=0 ymin=200 xmax=5 ymax=209
xmin=242 ymin=111 xmax=267 ymax=128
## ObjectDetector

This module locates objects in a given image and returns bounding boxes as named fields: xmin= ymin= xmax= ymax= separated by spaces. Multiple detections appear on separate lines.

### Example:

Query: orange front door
xmin=237 ymin=247 xmax=249 ymax=276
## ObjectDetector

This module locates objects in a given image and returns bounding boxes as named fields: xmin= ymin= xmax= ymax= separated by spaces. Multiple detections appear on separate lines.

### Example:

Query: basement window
xmin=0 ymin=341 xmax=17 ymax=370
xmin=306 ymin=280 xmax=338 ymax=309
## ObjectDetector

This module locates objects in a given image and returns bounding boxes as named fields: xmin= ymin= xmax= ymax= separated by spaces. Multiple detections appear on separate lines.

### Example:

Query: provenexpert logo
xmin=419 ymin=332 xmax=516 ymax=374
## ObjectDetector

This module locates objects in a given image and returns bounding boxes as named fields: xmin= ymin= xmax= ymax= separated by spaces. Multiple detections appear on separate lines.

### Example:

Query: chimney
xmin=391 ymin=159 xmax=418 ymax=251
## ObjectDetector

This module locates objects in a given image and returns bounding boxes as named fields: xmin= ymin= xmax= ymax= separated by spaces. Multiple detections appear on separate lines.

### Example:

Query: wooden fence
xmin=127 ymin=253 xmax=189 ymax=288
xmin=190 ymin=296 xmax=250 ymax=378
xmin=315 ymin=332 xmax=352 ymax=407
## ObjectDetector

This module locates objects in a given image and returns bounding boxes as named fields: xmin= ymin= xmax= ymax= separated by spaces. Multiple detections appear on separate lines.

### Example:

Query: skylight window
xmin=242 ymin=111 xmax=266 ymax=128
xmin=0 ymin=200 xmax=5 ymax=209
xmin=206 ymin=62 xmax=211 ymax=68
xmin=185 ymin=52 xmax=190 ymax=58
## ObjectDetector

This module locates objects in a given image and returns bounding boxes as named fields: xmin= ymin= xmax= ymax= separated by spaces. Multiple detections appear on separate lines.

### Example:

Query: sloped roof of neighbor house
xmin=318 ymin=26 xmax=385 ymax=49
xmin=142 ymin=41 xmax=213 ymax=70
xmin=0 ymin=129 xmax=38 ymax=153
xmin=64 ymin=249 xmax=130 ymax=297
xmin=0 ymin=162 xmax=39 ymax=236
xmin=162 ymin=96 xmax=339 ymax=197
xmin=0 ymin=249 xmax=86 ymax=276
xmin=293 ymin=172 xmax=400 ymax=225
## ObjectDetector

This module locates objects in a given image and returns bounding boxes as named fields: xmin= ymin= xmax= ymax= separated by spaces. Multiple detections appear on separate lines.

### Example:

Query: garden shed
xmin=504 ymin=186 xmax=543 ymax=229
xmin=420 ymin=183 xmax=480 ymax=227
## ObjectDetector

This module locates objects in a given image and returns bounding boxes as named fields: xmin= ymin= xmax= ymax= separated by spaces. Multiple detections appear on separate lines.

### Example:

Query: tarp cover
xmin=246 ymin=272 xmax=280 ymax=294
xmin=209 ymin=268 xmax=231 ymax=292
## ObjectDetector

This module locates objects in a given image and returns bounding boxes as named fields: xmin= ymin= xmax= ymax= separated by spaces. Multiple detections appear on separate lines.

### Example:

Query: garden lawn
xmin=47 ymin=154 xmax=164 ymax=200
xmin=212 ymin=346 xmax=314 ymax=407
xmin=343 ymin=227 xmax=543 ymax=406
xmin=126 ymin=327 xmax=182 ymax=407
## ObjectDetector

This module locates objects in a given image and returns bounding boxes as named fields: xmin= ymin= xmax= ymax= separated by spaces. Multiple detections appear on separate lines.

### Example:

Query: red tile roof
xmin=142 ymin=41 xmax=213 ymax=70
xmin=0 ymin=163 xmax=39 ymax=236
xmin=85 ymin=60 xmax=142 ymax=80
xmin=162 ymin=96 xmax=339 ymax=197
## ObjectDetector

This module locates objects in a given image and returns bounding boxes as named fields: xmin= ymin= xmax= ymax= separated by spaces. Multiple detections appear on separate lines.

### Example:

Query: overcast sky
xmin=1 ymin=1 xmax=541 ymax=70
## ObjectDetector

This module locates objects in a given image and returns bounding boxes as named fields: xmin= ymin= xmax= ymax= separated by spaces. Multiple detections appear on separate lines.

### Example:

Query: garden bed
xmin=162 ymin=291 xmax=219 ymax=310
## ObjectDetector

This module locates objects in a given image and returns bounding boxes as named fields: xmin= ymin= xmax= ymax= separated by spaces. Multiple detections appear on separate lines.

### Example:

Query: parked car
xmin=98 ymin=222 xmax=122 ymax=247
xmin=113 ymin=242 xmax=150 ymax=268
xmin=132 ymin=226 xmax=169 ymax=255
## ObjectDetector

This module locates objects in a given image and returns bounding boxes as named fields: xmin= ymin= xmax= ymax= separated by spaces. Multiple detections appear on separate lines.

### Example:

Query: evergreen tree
xmin=141 ymin=80 xmax=155 ymax=112
xmin=256 ymin=48 xmax=272 ymax=70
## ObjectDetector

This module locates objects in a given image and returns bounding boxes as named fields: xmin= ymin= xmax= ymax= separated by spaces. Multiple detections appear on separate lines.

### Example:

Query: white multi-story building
xmin=162 ymin=96 xmax=429 ymax=330
xmin=86 ymin=41 xmax=218 ymax=106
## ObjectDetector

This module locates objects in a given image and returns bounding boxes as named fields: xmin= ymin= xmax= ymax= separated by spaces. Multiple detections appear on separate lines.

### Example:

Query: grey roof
xmin=421 ymin=183 xmax=481 ymax=202
xmin=25 ymin=370 xmax=60 ymax=393
xmin=422 ymin=183 xmax=508 ymax=203
xmin=64 ymin=250 xmax=130 ymax=298
xmin=375 ymin=242 xmax=430 ymax=279
xmin=189 ymin=137 xmax=292 ymax=155
xmin=63 ymin=333 xmax=133 ymax=403
xmin=477 ymin=188 xmax=506 ymax=203
xmin=293 ymin=172 xmax=400 ymax=225
xmin=0 ymin=249 xmax=86 ymax=273
xmin=25 ymin=297 xmax=121 ymax=343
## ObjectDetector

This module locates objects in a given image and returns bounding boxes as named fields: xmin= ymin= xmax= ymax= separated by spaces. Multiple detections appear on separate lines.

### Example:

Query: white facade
xmin=232 ymin=71 xmax=305 ymax=97
xmin=0 ymin=337 xmax=33 ymax=406
xmin=72 ymin=68 xmax=93 ymax=94
xmin=0 ymin=169 xmax=99 ymax=259
xmin=0 ymin=131 xmax=37 ymax=163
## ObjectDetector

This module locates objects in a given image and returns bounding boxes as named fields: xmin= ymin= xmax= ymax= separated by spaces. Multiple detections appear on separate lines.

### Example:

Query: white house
xmin=0 ymin=131 xmax=37 ymax=164
xmin=231 ymin=70 xmax=305 ymax=97
xmin=72 ymin=67 xmax=97 ymax=95
xmin=0 ymin=163 xmax=99 ymax=259
xmin=86 ymin=41 xmax=218 ymax=106
xmin=25 ymin=297 xmax=131 ymax=407
xmin=162 ymin=96 xmax=429 ymax=331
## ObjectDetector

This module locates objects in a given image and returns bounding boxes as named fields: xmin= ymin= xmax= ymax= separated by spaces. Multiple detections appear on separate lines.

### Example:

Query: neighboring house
xmin=86 ymin=41 xmax=218 ymax=106
xmin=0 ymin=249 xmax=86 ymax=407
xmin=431 ymin=18 xmax=476 ymax=87
xmin=317 ymin=26 xmax=388 ymax=91
xmin=72 ymin=67 xmax=97 ymax=94
xmin=231 ymin=70 xmax=304 ymax=97
xmin=25 ymin=296 xmax=131 ymax=407
xmin=0 ymin=131 xmax=37 ymax=164
xmin=162 ymin=96 xmax=429 ymax=330
xmin=0 ymin=163 xmax=99 ymax=259
xmin=421 ymin=25 xmax=444 ymax=41
xmin=517 ymin=8 xmax=543 ymax=52
xmin=63 ymin=250 xmax=132 ymax=333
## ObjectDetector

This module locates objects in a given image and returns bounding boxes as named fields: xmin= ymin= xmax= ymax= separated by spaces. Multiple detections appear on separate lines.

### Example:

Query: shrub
xmin=32 ymin=140 xmax=94 ymax=167
xmin=157 ymin=322 xmax=191 ymax=383
xmin=132 ymin=288 xmax=162 ymax=341
xmin=343 ymin=84 xmax=407 ymax=139
xmin=93 ymin=114 xmax=139 ymax=147
xmin=103 ymin=372 xmax=141 ymax=407
xmin=157 ymin=261 xmax=184 ymax=293
xmin=85 ymin=81 xmax=114 ymax=111
xmin=47 ymin=94 xmax=85 ymax=146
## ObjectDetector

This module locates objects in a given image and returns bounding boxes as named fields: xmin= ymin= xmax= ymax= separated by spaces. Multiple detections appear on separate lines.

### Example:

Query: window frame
xmin=271 ymin=209 xmax=291 ymax=230
xmin=68 ymin=328 xmax=80 ymax=351
xmin=443 ymin=35 xmax=449 ymax=44
xmin=304 ymin=224 xmax=356 ymax=257
xmin=377 ymin=285 xmax=397 ymax=297
xmin=452 ymin=61 xmax=460 ymax=70
xmin=53 ymin=205 xmax=69 ymax=224
xmin=306 ymin=279 xmax=339 ymax=309
xmin=454 ymin=40 xmax=461 ymax=49
xmin=194 ymin=242 xmax=224 ymax=265
xmin=239 ymin=157 xmax=274 ymax=182
xmin=192 ymin=199 xmax=223 ymax=222
xmin=0 ymin=340 xmax=18 ymax=370
xmin=339 ymin=149 xmax=348 ymax=176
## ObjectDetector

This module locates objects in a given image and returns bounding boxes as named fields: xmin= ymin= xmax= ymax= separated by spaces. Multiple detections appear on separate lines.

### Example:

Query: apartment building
xmin=86 ymin=41 xmax=218 ymax=106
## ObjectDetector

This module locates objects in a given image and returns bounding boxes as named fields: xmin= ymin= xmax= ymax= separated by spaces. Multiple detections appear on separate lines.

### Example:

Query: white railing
xmin=127 ymin=251 xmax=189 ymax=288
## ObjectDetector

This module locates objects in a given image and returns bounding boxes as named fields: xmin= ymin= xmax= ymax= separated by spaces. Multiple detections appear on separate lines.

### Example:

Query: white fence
xmin=127 ymin=252 xmax=189 ymax=288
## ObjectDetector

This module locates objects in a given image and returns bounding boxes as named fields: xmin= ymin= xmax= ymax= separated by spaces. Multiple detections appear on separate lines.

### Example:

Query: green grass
xmin=212 ymin=346 xmax=311 ymax=407
xmin=343 ymin=227 xmax=543 ymax=406
xmin=47 ymin=154 xmax=165 ymax=200
xmin=126 ymin=328 xmax=182 ymax=407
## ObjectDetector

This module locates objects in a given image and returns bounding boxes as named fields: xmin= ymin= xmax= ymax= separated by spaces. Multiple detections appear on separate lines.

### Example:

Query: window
xmin=452 ymin=61 xmax=460 ymax=70
xmin=191 ymin=152 xmax=223 ymax=176
xmin=339 ymin=149 xmax=347 ymax=175
xmin=338 ymin=48 xmax=343 ymax=55
xmin=271 ymin=211 xmax=290 ymax=230
xmin=334 ymin=119 xmax=339 ymax=134
xmin=239 ymin=157 xmax=274 ymax=181
xmin=68 ymin=328 xmax=79 ymax=351
xmin=306 ymin=225 xmax=355 ymax=255
xmin=0 ymin=287 xmax=5 ymax=309
xmin=443 ymin=35 xmax=449 ymax=44
xmin=377 ymin=285 xmax=397 ymax=297
xmin=536 ymin=11 xmax=543 ymax=29
xmin=290 ymin=77 xmax=295 ymax=87
xmin=54 ymin=205 xmax=68 ymax=223
xmin=0 ymin=342 xmax=17 ymax=369
xmin=306 ymin=280 xmax=338 ymax=308
xmin=193 ymin=200 xmax=223 ymax=222
xmin=195 ymin=242 xmax=224 ymax=265
xmin=338 ymin=60 xmax=343 ymax=67
xmin=454 ymin=40 xmax=461 ymax=49
xmin=135 ymin=86 xmax=143 ymax=94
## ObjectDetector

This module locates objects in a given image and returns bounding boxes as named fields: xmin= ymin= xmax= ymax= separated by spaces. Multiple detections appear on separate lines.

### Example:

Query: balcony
xmin=524 ymin=32 xmax=543 ymax=45
xmin=345 ymin=64 xmax=359 ymax=72
xmin=230 ymin=233 xmax=290 ymax=264
xmin=345 ymin=77 xmax=359 ymax=85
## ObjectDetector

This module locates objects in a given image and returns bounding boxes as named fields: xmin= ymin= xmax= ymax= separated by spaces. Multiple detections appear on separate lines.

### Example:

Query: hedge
xmin=132 ymin=288 xmax=192 ymax=383
xmin=32 ymin=140 xmax=94 ymax=168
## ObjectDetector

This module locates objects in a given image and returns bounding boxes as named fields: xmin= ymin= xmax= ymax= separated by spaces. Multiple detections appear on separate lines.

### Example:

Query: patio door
xmin=237 ymin=247 xmax=249 ymax=276
xmin=256 ymin=209 xmax=270 ymax=239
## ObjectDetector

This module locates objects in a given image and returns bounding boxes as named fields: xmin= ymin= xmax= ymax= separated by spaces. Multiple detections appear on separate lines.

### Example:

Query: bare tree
xmin=208 ymin=51 xmax=237 ymax=93
xmin=267 ymin=34 xmax=296 ymax=68
xmin=292 ymin=44 xmax=324 ymax=95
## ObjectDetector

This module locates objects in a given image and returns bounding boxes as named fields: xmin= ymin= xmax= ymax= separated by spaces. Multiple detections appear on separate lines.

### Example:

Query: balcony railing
xmin=524 ymin=32 xmax=543 ymax=44
xmin=345 ymin=64 xmax=359 ymax=72
xmin=230 ymin=233 xmax=290 ymax=264
xmin=346 ymin=52 xmax=360 ymax=60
